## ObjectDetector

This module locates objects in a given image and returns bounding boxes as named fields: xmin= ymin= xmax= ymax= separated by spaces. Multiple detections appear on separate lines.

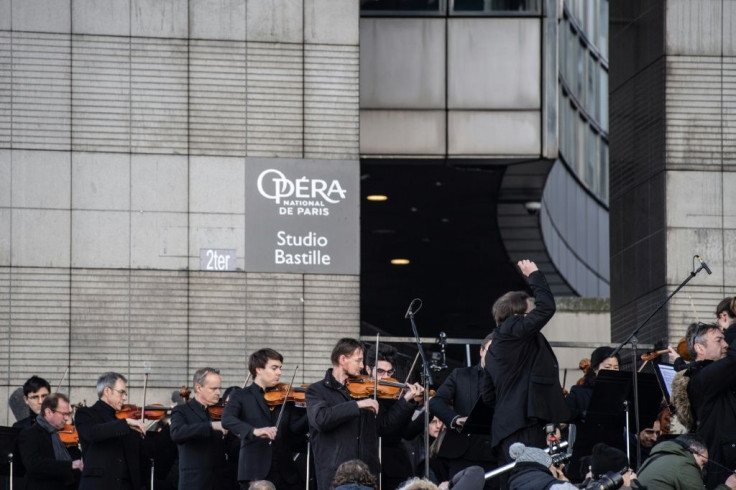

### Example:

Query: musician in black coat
xmin=75 ymin=372 xmax=147 ymax=490
xmin=13 ymin=376 xmax=51 ymax=430
xmin=169 ymin=367 xmax=227 ymax=490
xmin=221 ymin=349 xmax=307 ymax=489
xmin=429 ymin=333 xmax=496 ymax=488
xmin=483 ymin=260 xmax=570 ymax=463
xmin=18 ymin=393 xmax=83 ymax=490
xmin=306 ymin=338 xmax=423 ymax=490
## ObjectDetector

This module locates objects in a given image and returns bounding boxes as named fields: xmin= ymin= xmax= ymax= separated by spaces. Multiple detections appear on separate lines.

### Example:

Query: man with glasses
xmin=75 ymin=372 xmax=146 ymax=490
xmin=13 ymin=376 xmax=51 ymax=430
xmin=170 ymin=367 xmax=228 ymax=490
xmin=364 ymin=343 xmax=418 ymax=490
xmin=18 ymin=393 xmax=83 ymax=489
xmin=680 ymin=322 xmax=736 ymax=489
xmin=430 ymin=333 xmax=496 ymax=488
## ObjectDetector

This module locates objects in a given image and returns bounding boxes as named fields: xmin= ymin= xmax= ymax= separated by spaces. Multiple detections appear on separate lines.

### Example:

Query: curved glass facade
xmin=558 ymin=0 xmax=608 ymax=204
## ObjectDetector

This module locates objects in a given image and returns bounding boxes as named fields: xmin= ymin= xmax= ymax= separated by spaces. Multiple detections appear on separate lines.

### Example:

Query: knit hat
xmin=590 ymin=443 xmax=628 ymax=477
xmin=590 ymin=346 xmax=617 ymax=372
xmin=509 ymin=442 xmax=552 ymax=467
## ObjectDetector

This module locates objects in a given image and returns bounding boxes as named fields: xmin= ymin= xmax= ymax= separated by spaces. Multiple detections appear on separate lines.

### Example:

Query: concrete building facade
xmin=0 ymin=0 xmax=360 ymax=422
xmin=610 ymin=0 xmax=736 ymax=347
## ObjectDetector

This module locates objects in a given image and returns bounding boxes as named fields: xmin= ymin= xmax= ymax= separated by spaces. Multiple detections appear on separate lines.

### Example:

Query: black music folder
xmin=460 ymin=396 xmax=493 ymax=436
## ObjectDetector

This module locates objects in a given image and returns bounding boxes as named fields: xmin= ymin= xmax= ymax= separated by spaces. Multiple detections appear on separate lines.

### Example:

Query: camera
xmin=583 ymin=471 xmax=624 ymax=490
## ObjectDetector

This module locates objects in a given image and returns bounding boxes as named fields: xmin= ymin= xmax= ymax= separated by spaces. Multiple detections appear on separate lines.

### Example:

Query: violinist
xmin=429 ymin=333 xmax=496 ymax=489
xmin=13 ymin=376 xmax=51 ymax=430
xmin=221 ymin=349 xmax=306 ymax=490
xmin=364 ymin=343 xmax=420 ymax=489
xmin=716 ymin=296 xmax=736 ymax=343
xmin=306 ymin=338 xmax=423 ymax=490
xmin=75 ymin=372 xmax=147 ymax=490
xmin=17 ymin=393 xmax=83 ymax=490
xmin=169 ymin=367 xmax=228 ymax=490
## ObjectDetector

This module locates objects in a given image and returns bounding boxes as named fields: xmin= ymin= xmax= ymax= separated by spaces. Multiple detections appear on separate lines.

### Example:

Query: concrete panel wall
xmin=0 ymin=0 xmax=360 ymax=424
xmin=610 ymin=0 xmax=736 ymax=346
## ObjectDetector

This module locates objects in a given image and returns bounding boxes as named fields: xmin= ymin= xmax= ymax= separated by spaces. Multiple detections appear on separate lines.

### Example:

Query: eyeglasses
xmin=376 ymin=368 xmax=395 ymax=376
xmin=27 ymin=393 xmax=49 ymax=402
xmin=111 ymin=388 xmax=127 ymax=396
xmin=53 ymin=410 xmax=74 ymax=417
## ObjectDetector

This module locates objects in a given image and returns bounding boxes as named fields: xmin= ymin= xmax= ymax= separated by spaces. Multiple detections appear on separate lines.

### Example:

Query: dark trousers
xmin=495 ymin=424 xmax=547 ymax=490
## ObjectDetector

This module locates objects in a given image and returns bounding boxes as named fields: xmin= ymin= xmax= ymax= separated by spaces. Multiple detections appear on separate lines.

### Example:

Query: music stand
xmin=0 ymin=426 xmax=25 ymax=490
xmin=651 ymin=362 xmax=676 ymax=406
xmin=460 ymin=396 xmax=493 ymax=436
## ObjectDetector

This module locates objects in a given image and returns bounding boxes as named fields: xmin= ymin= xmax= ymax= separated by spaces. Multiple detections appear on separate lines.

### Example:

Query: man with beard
xmin=306 ymin=338 xmax=423 ymax=490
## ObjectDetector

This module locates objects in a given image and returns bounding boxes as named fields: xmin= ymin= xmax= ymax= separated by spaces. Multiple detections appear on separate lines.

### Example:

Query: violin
xmin=263 ymin=383 xmax=309 ymax=409
xmin=575 ymin=358 xmax=591 ymax=386
xmin=207 ymin=403 xmax=225 ymax=421
xmin=676 ymin=337 xmax=691 ymax=361
xmin=59 ymin=424 xmax=80 ymax=447
xmin=345 ymin=375 xmax=435 ymax=400
xmin=115 ymin=404 xmax=169 ymax=421
xmin=641 ymin=349 xmax=670 ymax=362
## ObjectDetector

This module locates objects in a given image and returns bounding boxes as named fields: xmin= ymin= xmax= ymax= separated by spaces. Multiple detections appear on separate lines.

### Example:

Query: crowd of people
xmin=6 ymin=259 xmax=736 ymax=490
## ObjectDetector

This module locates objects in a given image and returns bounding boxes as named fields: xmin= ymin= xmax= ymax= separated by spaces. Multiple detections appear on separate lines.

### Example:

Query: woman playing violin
xmin=221 ymin=348 xmax=307 ymax=490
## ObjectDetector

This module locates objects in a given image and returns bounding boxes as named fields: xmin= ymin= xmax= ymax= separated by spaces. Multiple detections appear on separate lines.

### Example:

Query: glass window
xmin=361 ymin=0 xmax=443 ymax=13
xmin=599 ymin=0 xmax=608 ymax=60
xmin=600 ymin=69 xmax=608 ymax=133
xmin=451 ymin=0 xmax=541 ymax=13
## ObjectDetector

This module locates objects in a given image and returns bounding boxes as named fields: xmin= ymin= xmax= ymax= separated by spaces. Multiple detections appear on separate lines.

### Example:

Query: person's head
xmin=249 ymin=348 xmax=283 ymax=388
xmin=331 ymin=338 xmax=365 ymax=377
xmin=590 ymin=347 xmax=620 ymax=375
xmin=40 ymin=393 xmax=72 ymax=430
xmin=480 ymin=332 xmax=493 ymax=369
xmin=364 ymin=344 xmax=397 ymax=380
xmin=509 ymin=442 xmax=552 ymax=469
xmin=397 ymin=478 xmax=439 ymax=490
xmin=248 ymin=481 xmax=276 ymax=490
xmin=687 ymin=322 xmax=727 ymax=361
xmin=222 ymin=386 xmax=239 ymax=403
xmin=638 ymin=420 xmax=661 ymax=448
xmin=715 ymin=297 xmax=736 ymax=330
xmin=97 ymin=372 xmax=128 ymax=410
xmin=589 ymin=443 xmax=632 ymax=486
xmin=331 ymin=459 xmax=377 ymax=489
xmin=22 ymin=376 xmax=51 ymax=415
xmin=428 ymin=416 xmax=444 ymax=438
xmin=492 ymin=291 xmax=532 ymax=326
xmin=676 ymin=433 xmax=709 ymax=469
xmin=192 ymin=368 xmax=222 ymax=407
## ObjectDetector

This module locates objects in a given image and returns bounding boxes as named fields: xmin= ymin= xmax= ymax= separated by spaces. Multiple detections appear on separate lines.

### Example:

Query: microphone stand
xmin=405 ymin=299 xmax=432 ymax=479
xmin=609 ymin=259 xmax=709 ymax=469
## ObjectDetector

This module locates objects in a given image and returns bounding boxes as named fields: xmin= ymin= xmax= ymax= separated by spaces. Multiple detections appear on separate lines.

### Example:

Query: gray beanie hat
xmin=509 ymin=442 xmax=552 ymax=467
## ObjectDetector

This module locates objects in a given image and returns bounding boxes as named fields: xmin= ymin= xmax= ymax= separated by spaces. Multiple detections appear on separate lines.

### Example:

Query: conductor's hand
xmin=356 ymin=399 xmax=379 ymax=414
xmin=253 ymin=427 xmax=277 ymax=440
xmin=517 ymin=259 xmax=538 ymax=277
xmin=726 ymin=473 xmax=736 ymax=490
xmin=403 ymin=382 xmax=424 ymax=403
xmin=126 ymin=418 xmax=146 ymax=436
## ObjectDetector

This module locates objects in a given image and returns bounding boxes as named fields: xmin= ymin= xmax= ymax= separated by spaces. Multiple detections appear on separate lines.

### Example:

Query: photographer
xmin=580 ymin=443 xmax=640 ymax=490
xmin=506 ymin=443 xmax=577 ymax=490
xmin=637 ymin=434 xmax=736 ymax=490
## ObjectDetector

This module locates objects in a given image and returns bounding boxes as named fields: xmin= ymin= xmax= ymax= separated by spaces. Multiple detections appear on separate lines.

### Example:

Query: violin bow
xmin=56 ymin=366 xmax=70 ymax=393
xmin=398 ymin=351 xmax=420 ymax=400
xmin=373 ymin=334 xmax=380 ymax=402
xmin=242 ymin=373 xmax=252 ymax=389
xmin=141 ymin=373 xmax=149 ymax=423
xmin=272 ymin=365 xmax=299 ymax=446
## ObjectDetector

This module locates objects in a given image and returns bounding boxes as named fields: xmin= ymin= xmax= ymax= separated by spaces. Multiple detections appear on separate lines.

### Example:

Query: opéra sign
xmin=245 ymin=157 xmax=359 ymax=274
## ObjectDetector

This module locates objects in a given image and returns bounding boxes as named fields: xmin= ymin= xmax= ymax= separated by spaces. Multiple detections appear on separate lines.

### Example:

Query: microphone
xmin=696 ymin=255 xmax=712 ymax=275
xmin=404 ymin=298 xmax=422 ymax=319
xmin=438 ymin=331 xmax=447 ymax=370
